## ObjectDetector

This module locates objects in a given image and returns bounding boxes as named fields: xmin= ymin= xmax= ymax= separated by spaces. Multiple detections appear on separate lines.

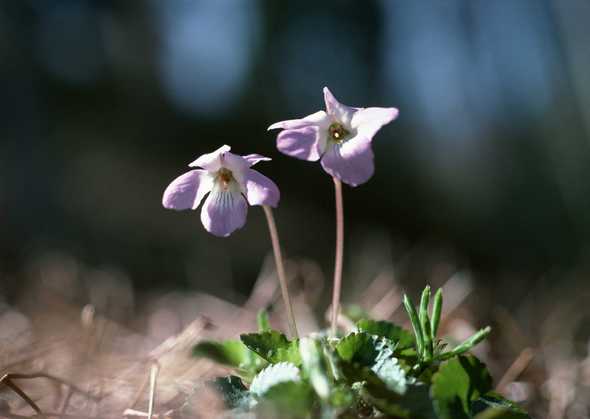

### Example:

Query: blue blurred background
xmin=2 ymin=0 xmax=590 ymax=298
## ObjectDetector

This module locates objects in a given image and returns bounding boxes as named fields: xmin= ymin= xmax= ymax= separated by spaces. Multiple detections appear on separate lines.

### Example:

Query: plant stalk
xmin=330 ymin=177 xmax=345 ymax=337
xmin=262 ymin=205 xmax=299 ymax=339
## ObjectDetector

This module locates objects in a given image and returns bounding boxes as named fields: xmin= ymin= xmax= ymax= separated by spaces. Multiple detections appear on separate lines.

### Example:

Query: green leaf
xmin=356 ymin=319 xmax=414 ymax=349
xmin=275 ymin=343 xmax=302 ymax=366
xmin=209 ymin=375 xmax=255 ymax=410
xmin=421 ymin=320 xmax=433 ymax=361
xmin=397 ymin=346 xmax=419 ymax=364
xmin=419 ymin=286 xmax=431 ymax=331
xmin=403 ymin=294 xmax=425 ymax=359
xmin=340 ymin=362 xmax=392 ymax=399
xmin=255 ymin=381 xmax=314 ymax=419
xmin=438 ymin=327 xmax=492 ymax=361
xmin=335 ymin=332 xmax=378 ymax=365
xmin=430 ymin=288 xmax=443 ymax=339
xmin=372 ymin=345 xmax=407 ymax=394
xmin=241 ymin=331 xmax=301 ymax=365
xmin=257 ymin=309 xmax=271 ymax=332
xmin=474 ymin=409 xmax=530 ymax=419
xmin=337 ymin=333 xmax=408 ymax=396
xmin=471 ymin=392 xmax=530 ymax=419
xmin=362 ymin=383 xmax=437 ymax=419
xmin=249 ymin=362 xmax=300 ymax=397
xmin=431 ymin=355 xmax=493 ymax=419
xmin=419 ymin=286 xmax=433 ymax=360
xmin=193 ymin=340 xmax=251 ymax=368
xmin=400 ymin=384 xmax=438 ymax=419
xmin=448 ymin=326 xmax=491 ymax=357
xmin=329 ymin=383 xmax=355 ymax=409
xmin=193 ymin=340 xmax=265 ymax=379
xmin=299 ymin=337 xmax=331 ymax=399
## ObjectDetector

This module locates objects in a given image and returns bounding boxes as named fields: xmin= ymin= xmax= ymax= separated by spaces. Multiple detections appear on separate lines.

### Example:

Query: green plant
xmin=192 ymin=286 xmax=529 ymax=418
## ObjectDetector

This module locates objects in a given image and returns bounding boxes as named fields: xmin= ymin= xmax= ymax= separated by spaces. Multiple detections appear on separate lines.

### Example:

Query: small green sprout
xmin=403 ymin=286 xmax=491 ymax=366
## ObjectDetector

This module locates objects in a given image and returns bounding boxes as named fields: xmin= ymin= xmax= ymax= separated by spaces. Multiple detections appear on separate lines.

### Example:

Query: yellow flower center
xmin=329 ymin=123 xmax=349 ymax=143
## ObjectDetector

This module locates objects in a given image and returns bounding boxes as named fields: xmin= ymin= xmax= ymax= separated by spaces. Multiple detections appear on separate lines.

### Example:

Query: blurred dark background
xmin=2 ymin=0 xmax=590 ymax=300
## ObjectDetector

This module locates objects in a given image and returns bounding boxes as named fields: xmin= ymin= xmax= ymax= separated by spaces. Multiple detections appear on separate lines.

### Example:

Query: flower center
xmin=328 ymin=122 xmax=350 ymax=143
xmin=217 ymin=168 xmax=234 ymax=190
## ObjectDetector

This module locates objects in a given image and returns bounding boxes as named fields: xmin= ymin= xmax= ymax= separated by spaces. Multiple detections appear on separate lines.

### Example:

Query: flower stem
xmin=262 ymin=205 xmax=299 ymax=339
xmin=330 ymin=177 xmax=344 ymax=337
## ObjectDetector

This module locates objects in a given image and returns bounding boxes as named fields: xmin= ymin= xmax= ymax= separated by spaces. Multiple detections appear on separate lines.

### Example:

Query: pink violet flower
xmin=162 ymin=145 xmax=279 ymax=237
xmin=268 ymin=87 xmax=399 ymax=186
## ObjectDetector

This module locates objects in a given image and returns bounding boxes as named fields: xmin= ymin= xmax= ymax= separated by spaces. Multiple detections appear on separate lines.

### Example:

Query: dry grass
xmin=0 ymin=251 xmax=588 ymax=418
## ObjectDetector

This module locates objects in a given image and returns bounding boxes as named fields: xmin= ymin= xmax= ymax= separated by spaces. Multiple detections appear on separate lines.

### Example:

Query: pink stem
xmin=330 ymin=177 xmax=344 ymax=336
xmin=263 ymin=205 xmax=299 ymax=339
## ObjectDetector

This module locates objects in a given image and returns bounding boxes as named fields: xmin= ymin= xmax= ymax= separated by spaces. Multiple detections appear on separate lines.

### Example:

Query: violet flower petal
xmin=323 ymin=87 xmax=356 ymax=126
xmin=243 ymin=154 xmax=272 ymax=167
xmin=245 ymin=169 xmax=280 ymax=208
xmin=351 ymin=107 xmax=399 ymax=140
xmin=320 ymin=136 xmax=375 ymax=187
xmin=200 ymin=187 xmax=248 ymax=237
xmin=188 ymin=144 xmax=231 ymax=171
xmin=276 ymin=126 xmax=324 ymax=161
xmin=162 ymin=169 xmax=213 ymax=210
xmin=268 ymin=110 xmax=328 ymax=130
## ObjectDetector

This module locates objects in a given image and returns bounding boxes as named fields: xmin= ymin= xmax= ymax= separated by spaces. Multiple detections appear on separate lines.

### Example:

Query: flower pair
xmin=162 ymin=87 xmax=398 ymax=236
